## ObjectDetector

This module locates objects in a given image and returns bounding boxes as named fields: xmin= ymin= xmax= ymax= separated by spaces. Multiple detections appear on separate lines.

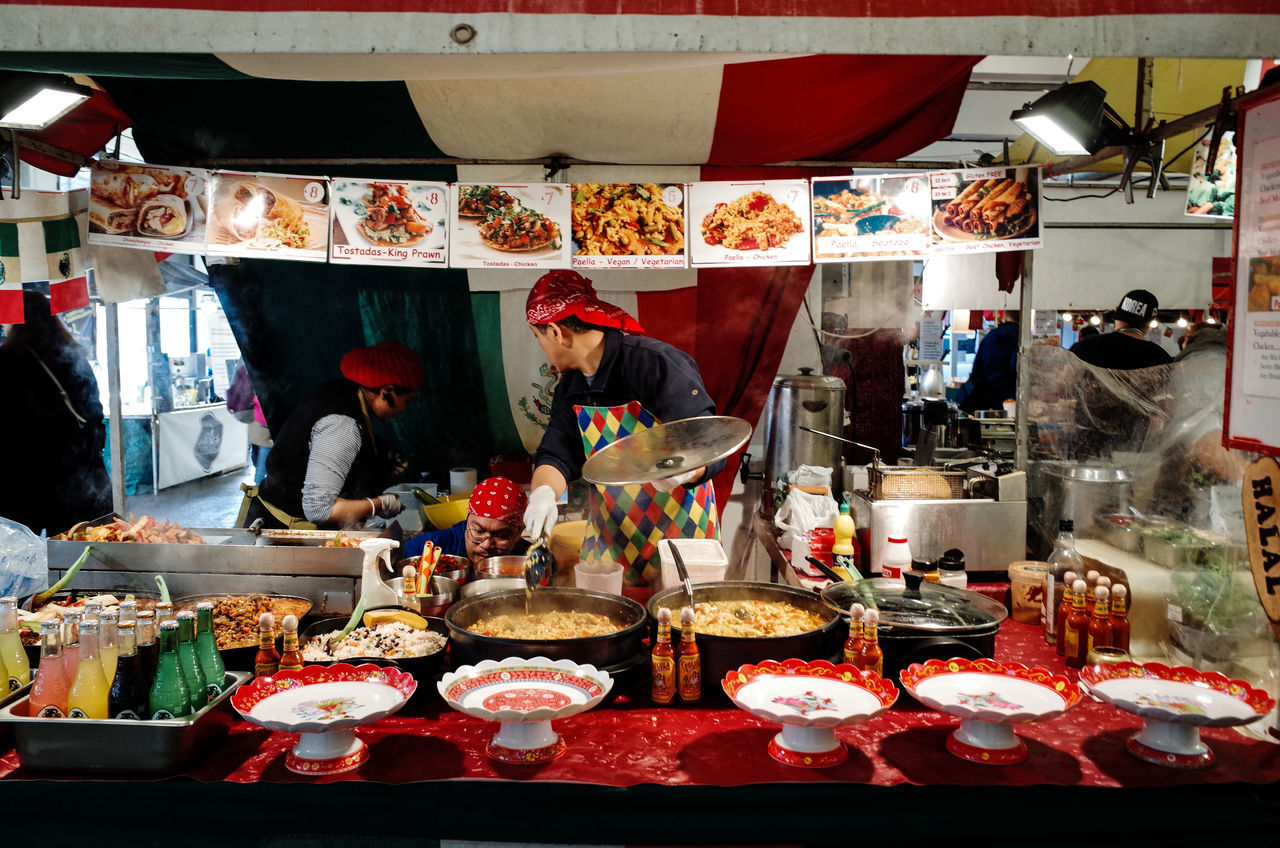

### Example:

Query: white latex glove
xmin=649 ymin=468 xmax=703 ymax=493
xmin=375 ymin=493 xmax=405 ymax=517
xmin=523 ymin=485 xmax=559 ymax=540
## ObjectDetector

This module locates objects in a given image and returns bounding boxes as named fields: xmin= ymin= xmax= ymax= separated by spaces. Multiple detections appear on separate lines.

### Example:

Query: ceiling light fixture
xmin=1176 ymin=315 xmax=1188 ymax=328
xmin=1009 ymin=80 xmax=1133 ymax=156
xmin=1089 ymin=314 xmax=1101 ymax=326
xmin=0 ymin=72 xmax=93 ymax=131
xmin=1149 ymin=318 xmax=1160 ymax=329
xmin=1062 ymin=312 xmax=1073 ymax=322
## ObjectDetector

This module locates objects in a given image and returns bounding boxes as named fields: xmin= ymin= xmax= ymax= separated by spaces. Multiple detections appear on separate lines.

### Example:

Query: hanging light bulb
xmin=1089 ymin=314 xmax=1101 ymax=326
xmin=1176 ymin=315 xmax=1188 ymax=328
xmin=1149 ymin=318 xmax=1160 ymax=328
xmin=1206 ymin=316 xmax=1217 ymax=325
xmin=1062 ymin=311 xmax=1073 ymax=322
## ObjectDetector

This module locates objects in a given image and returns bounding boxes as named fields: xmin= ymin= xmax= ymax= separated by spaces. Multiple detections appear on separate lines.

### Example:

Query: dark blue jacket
xmin=959 ymin=322 xmax=1019 ymax=413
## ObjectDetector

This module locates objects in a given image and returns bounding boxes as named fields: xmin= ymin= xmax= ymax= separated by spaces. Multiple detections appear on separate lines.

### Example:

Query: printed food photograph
xmin=1186 ymin=134 xmax=1235 ymax=218
xmin=209 ymin=175 xmax=327 ymax=252
xmin=570 ymin=183 xmax=685 ymax=256
xmin=811 ymin=175 xmax=930 ymax=260
xmin=1247 ymin=256 xmax=1280 ymax=312
xmin=701 ymin=190 xmax=804 ymax=251
xmin=331 ymin=180 xmax=446 ymax=251
xmin=89 ymin=161 xmax=205 ymax=243
xmin=932 ymin=171 xmax=1039 ymax=242
xmin=457 ymin=184 xmax=519 ymax=219
xmin=450 ymin=183 xmax=569 ymax=267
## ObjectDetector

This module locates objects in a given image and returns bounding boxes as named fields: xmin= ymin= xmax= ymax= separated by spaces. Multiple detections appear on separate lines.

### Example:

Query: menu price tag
xmin=928 ymin=166 xmax=1043 ymax=256
xmin=811 ymin=174 xmax=931 ymax=263
xmin=329 ymin=180 xmax=449 ymax=267
xmin=688 ymin=180 xmax=811 ymax=267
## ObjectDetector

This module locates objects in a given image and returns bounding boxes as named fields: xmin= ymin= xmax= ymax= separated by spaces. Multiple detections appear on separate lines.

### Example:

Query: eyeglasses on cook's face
xmin=465 ymin=516 xmax=520 ymax=548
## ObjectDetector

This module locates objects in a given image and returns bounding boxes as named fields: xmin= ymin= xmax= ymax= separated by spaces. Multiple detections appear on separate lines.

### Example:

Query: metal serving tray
xmin=0 ymin=681 xmax=32 ymax=750
xmin=0 ymin=670 xmax=250 ymax=773
xmin=1142 ymin=532 xmax=1244 ymax=569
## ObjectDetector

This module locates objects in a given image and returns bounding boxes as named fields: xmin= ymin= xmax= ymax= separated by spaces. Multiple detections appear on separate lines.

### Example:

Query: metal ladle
xmin=668 ymin=542 xmax=695 ymax=609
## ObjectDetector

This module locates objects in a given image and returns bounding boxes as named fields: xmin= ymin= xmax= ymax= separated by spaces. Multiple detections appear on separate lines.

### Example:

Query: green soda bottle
xmin=175 ymin=611 xmax=208 ymax=711
xmin=148 ymin=620 xmax=191 ymax=720
xmin=194 ymin=602 xmax=225 ymax=700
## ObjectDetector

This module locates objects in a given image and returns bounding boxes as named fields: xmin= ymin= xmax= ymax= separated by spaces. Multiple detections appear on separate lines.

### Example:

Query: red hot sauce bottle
xmin=1063 ymin=580 xmax=1090 ymax=668
xmin=1110 ymin=584 xmax=1131 ymax=653
xmin=677 ymin=606 xmax=701 ymax=703
xmin=650 ymin=607 xmax=676 ymax=705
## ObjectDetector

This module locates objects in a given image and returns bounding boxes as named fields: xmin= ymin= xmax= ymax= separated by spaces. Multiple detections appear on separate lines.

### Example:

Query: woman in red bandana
xmin=402 ymin=476 xmax=530 ymax=567
xmin=523 ymin=270 xmax=724 ymax=591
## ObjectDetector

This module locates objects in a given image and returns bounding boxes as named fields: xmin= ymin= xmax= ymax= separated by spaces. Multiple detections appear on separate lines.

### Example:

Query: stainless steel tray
xmin=1095 ymin=515 xmax=1145 ymax=552
xmin=1141 ymin=532 xmax=1244 ymax=569
xmin=256 ymin=529 xmax=379 ymax=547
xmin=0 ymin=670 xmax=250 ymax=773
xmin=0 ymin=681 xmax=31 ymax=750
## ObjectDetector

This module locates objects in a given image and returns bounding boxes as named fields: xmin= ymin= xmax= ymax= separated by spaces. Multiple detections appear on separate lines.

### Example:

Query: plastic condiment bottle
xmin=1110 ymin=584 xmax=1131 ymax=653
xmin=1054 ymin=570 xmax=1078 ymax=657
xmin=843 ymin=603 xmax=865 ymax=666
xmin=400 ymin=565 xmax=420 ymax=613
xmin=857 ymin=609 xmax=883 ymax=677
xmin=1063 ymin=579 xmax=1090 ymax=668
xmin=879 ymin=524 xmax=912 ymax=588
xmin=1044 ymin=520 xmax=1085 ymax=645
xmin=832 ymin=504 xmax=859 ymax=581
xmin=253 ymin=612 xmax=280 ymax=678
xmin=677 ymin=606 xmax=701 ymax=703
xmin=278 ymin=614 xmax=304 ymax=672
xmin=938 ymin=550 xmax=967 ymax=589
xmin=914 ymin=558 xmax=942 ymax=584
xmin=650 ymin=607 xmax=676 ymax=705
xmin=1086 ymin=585 xmax=1113 ymax=655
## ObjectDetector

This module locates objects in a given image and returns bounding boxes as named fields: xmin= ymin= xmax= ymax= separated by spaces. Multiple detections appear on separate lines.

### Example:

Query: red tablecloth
xmin=3 ymin=613 xmax=1277 ymax=788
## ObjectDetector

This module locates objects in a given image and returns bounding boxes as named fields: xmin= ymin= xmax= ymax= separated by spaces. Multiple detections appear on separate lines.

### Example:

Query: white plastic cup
xmin=575 ymin=561 xmax=624 ymax=595
xmin=449 ymin=466 xmax=477 ymax=495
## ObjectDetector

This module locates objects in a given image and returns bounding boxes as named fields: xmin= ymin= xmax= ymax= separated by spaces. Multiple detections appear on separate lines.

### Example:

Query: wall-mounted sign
xmin=329 ymin=180 xmax=448 ymax=267
xmin=928 ymin=166 xmax=1043 ymax=256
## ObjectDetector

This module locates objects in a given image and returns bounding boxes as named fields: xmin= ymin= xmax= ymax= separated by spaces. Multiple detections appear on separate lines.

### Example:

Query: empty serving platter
xmin=899 ymin=657 xmax=1081 ymax=765
xmin=721 ymin=659 xmax=898 ymax=768
xmin=231 ymin=663 xmax=416 ymax=776
xmin=438 ymin=657 xmax=613 ymax=764
xmin=1080 ymin=660 xmax=1274 ymax=769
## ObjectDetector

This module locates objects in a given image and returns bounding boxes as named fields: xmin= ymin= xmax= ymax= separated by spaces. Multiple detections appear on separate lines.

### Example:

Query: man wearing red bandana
xmin=523 ymin=270 xmax=723 ymax=591
xmin=403 ymin=476 xmax=530 ymax=567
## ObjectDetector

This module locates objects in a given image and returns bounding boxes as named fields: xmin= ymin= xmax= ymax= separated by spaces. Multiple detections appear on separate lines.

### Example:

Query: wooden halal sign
xmin=1244 ymin=457 xmax=1280 ymax=642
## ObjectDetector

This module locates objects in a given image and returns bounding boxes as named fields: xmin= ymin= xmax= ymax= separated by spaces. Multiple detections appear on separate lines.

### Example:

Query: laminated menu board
xmin=448 ymin=183 xmax=571 ymax=269
xmin=329 ymin=179 xmax=449 ymax=267
xmin=810 ymin=174 xmax=931 ymax=263
xmin=928 ymin=166 xmax=1043 ymax=256
xmin=570 ymin=183 xmax=688 ymax=269
xmin=1226 ymin=83 xmax=1280 ymax=457
xmin=1185 ymin=131 xmax=1236 ymax=219
xmin=87 ymin=160 xmax=210 ymax=255
xmin=688 ymin=180 xmax=810 ymax=267
xmin=205 ymin=172 xmax=330 ymax=262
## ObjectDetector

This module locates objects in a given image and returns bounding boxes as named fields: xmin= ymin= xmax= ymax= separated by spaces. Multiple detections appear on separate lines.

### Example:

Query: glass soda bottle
xmin=136 ymin=610 xmax=159 ymax=687
xmin=195 ymin=602 xmax=226 ymax=699
xmin=149 ymin=620 xmax=191 ymax=719
xmin=650 ymin=607 xmax=676 ymax=705
xmin=61 ymin=610 xmax=82 ymax=670
xmin=677 ymin=606 xmax=701 ymax=703
xmin=82 ymin=598 xmax=103 ymax=622
xmin=29 ymin=620 xmax=70 ymax=718
xmin=108 ymin=621 xmax=148 ymax=720
xmin=67 ymin=619 xmax=109 ymax=719
xmin=1043 ymin=520 xmax=1085 ymax=645
xmin=155 ymin=601 xmax=175 ymax=628
xmin=98 ymin=609 xmax=119 ymax=685
xmin=278 ymin=614 xmax=304 ymax=672
xmin=0 ymin=596 xmax=31 ymax=691
xmin=175 ymin=611 xmax=208 ymax=711
xmin=117 ymin=599 xmax=138 ymax=627
xmin=254 ymin=612 xmax=280 ymax=678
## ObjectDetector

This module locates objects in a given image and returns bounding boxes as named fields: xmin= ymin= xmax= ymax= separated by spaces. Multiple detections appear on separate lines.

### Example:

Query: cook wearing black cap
xmin=1069 ymin=289 xmax=1173 ymax=369
xmin=241 ymin=342 xmax=423 ymax=530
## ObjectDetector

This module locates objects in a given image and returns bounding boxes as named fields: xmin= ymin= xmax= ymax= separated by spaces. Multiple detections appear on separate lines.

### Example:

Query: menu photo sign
xmin=1185 ymin=131 xmax=1236 ymax=219
xmin=329 ymin=179 xmax=449 ymax=267
xmin=570 ymin=183 xmax=688 ymax=269
xmin=688 ymin=180 xmax=810 ymax=267
xmin=87 ymin=160 xmax=210 ymax=255
xmin=810 ymin=173 xmax=931 ymax=263
xmin=206 ymin=171 xmax=330 ymax=262
xmin=448 ymin=183 xmax=572 ymax=270
xmin=928 ymin=166 xmax=1044 ymax=256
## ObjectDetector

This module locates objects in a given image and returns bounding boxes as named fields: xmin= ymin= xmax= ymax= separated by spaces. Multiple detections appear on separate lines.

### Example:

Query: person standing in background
xmin=1069 ymin=289 xmax=1173 ymax=369
xmin=958 ymin=310 xmax=1019 ymax=414
xmin=0 ymin=289 xmax=112 ymax=535
xmin=227 ymin=361 xmax=272 ymax=484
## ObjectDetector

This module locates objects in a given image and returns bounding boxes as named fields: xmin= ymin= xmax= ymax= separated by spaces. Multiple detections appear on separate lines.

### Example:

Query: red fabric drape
xmin=709 ymin=55 xmax=980 ymax=166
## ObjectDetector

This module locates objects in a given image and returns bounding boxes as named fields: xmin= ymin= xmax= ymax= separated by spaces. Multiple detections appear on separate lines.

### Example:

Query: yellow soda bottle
xmin=67 ymin=619 xmax=109 ymax=719
xmin=0 ymin=596 xmax=32 ymax=691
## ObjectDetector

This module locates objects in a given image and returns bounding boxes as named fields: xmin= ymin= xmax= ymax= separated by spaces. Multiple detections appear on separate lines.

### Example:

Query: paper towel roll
xmin=450 ymin=467 xmax=477 ymax=495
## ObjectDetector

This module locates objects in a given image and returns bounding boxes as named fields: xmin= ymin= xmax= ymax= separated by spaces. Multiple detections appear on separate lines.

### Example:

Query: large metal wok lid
xmin=821 ymin=578 xmax=1007 ymax=633
xmin=582 ymin=416 xmax=752 ymax=485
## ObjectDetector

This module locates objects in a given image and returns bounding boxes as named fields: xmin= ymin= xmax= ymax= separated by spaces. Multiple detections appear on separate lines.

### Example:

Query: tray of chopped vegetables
xmin=1141 ymin=525 xmax=1244 ymax=569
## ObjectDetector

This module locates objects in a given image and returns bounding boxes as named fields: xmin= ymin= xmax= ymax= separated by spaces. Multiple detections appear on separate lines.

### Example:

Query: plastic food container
xmin=1007 ymin=561 xmax=1049 ymax=623
xmin=657 ymin=538 xmax=729 ymax=590
xmin=0 ymin=671 xmax=250 ymax=773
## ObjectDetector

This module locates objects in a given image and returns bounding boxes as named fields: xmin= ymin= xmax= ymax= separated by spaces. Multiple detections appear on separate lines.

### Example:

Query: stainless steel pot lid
xmin=581 ymin=416 xmax=752 ymax=485
xmin=820 ymin=578 xmax=1008 ymax=633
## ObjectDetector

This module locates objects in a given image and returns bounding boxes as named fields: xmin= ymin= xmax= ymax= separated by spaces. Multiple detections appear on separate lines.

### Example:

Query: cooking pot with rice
xmin=299 ymin=611 xmax=450 ymax=701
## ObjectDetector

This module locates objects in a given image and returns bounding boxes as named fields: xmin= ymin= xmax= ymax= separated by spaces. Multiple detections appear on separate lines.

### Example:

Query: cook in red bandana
xmin=522 ymin=270 xmax=723 ymax=596
xmin=403 ymin=476 xmax=530 ymax=567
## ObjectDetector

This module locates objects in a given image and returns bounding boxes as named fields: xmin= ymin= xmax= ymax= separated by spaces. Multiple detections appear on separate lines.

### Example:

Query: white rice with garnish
xmin=302 ymin=622 xmax=446 ymax=661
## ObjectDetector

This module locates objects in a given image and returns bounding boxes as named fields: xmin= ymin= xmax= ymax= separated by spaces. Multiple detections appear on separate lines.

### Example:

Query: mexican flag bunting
xmin=0 ymin=189 xmax=90 ymax=317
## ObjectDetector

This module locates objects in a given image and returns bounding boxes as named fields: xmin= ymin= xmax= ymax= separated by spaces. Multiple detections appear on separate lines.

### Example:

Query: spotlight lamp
xmin=1010 ymin=80 xmax=1134 ymax=157
xmin=0 ymin=72 xmax=93 ymax=131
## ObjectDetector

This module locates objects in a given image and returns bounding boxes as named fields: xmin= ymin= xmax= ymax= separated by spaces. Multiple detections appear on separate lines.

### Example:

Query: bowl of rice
xmin=299 ymin=611 xmax=450 ymax=692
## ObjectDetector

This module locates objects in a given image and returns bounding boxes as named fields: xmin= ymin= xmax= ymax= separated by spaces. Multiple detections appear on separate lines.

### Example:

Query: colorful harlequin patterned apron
xmin=576 ymin=400 xmax=718 ymax=587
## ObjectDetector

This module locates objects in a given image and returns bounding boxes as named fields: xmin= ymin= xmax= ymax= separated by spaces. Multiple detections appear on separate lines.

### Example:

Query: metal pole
xmin=105 ymin=303 xmax=126 ymax=515
xmin=1015 ymin=252 xmax=1034 ymax=472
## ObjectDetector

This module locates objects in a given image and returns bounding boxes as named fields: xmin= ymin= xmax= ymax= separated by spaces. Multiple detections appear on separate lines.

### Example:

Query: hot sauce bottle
xmin=400 ymin=565 xmax=420 ymax=612
xmin=843 ymin=603 xmax=865 ymax=667
xmin=1110 ymin=584 xmax=1131 ymax=653
xmin=857 ymin=609 xmax=883 ymax=677
xmin=1086 ymin=585 xmax=1113 ymax=656
xmin=1083 ymin=570 xmax=1100 ymax=612
xmin=1055 ymin=571 xmax=1078 ymax=657
xmin=1063 ymin=579 xmax=1090 ymax=668
xmin=650 ymin=607 xmax=676 ymax=705
xmin=677 ymin=606 xmax=701 ymax=703
xmin=278 ymin=614 xmax=304 ymax=672
xmin=253 ymin=612 xmax=280 ymax=678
